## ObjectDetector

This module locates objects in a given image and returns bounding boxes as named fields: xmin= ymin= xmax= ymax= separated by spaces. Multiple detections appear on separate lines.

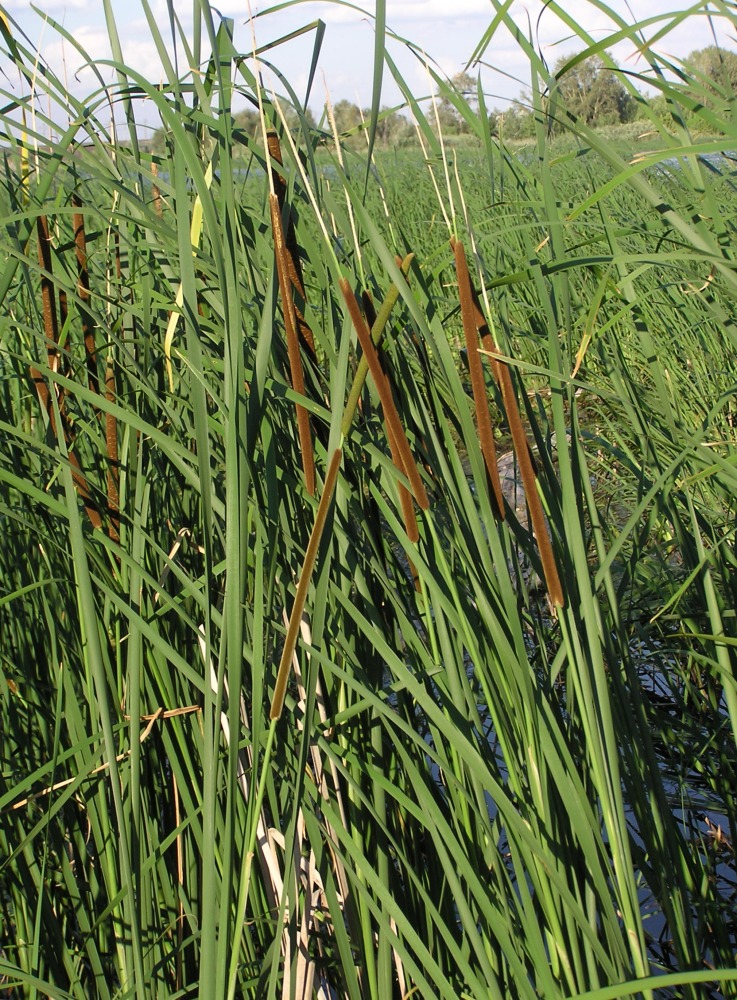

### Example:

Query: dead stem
xmin=267 ymin=129 xmax=317 ymax=360
xmin=339 ymin=278 xmax=429 ymax=510
xmin=340 ymin=254 xmax=414 ymax=437
xmin=72 ymin=195 xmax=99 ymax=398
xmin=33 ymin=218 xmax=102 ymax=530
xmin=361 ymin=288 xmax=420 ymax=568
xmin=270 ymin=192 xmax=316 ymax=497
xmin=482 ymin=344 xmax=564 ymax=608
xmin=37 ymin=216 xmax=62 ymax=404
xmin=271 ymin=447 xmax=343 ymax=720
xmin=452 ymin=238 xmax=504 ymax=518
xmin=29 ymin=366 xmax=102 ymax=530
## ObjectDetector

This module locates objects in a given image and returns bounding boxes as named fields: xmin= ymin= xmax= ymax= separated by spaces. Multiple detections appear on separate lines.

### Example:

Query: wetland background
xmin=1 ymin=1 xmax=737 ymax=997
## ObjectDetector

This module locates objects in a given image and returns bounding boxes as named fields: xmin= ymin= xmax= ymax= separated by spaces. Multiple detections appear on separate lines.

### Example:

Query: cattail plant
xmin=1 ymin=3 xmax=736 ymax=999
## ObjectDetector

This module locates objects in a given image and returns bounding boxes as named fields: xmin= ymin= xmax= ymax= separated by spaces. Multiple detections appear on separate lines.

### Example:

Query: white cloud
xmin=38 ymin=23 xmax=170 ymax=83
xmin=3 ymin=0 xmax=735 ymax=128
xmin=388 ymin=0 xmax=490 ymax=19
xmin=35 ymin=26 xmax=114 ymax=85
xmin=3 ymin=0 xmax=89 ymax=10
xmin=212 ymin=1 xmax=365 ymax=26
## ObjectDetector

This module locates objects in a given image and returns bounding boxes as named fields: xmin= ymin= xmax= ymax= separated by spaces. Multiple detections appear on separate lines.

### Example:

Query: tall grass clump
xmin=1 ymin=1 xmax=736 ymax=997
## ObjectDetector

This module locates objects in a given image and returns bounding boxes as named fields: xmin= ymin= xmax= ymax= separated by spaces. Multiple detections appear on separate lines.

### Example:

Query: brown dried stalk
xmin=34 ymin=217 xmax=102 ymax=530
xmin=5 ymin=737 xmax=132 ymax=810
xmin=29 ymin=367 xmax=102 ymax=530
xmin=37 ymin=216 xmax=62 ymax=403
xmin=471 ymin=292 xmax=563 ymax=607
xmin=72 ymin=195 xmax=99 ymax=397
xmin=5 ymin=706 xmax=193 ymax=812
xmin=271 ymin=448 xmax=343 ymax=721
xmin=270 ymin=193 xmax=316 ymax=497
xmin=339 ymin=277 xmax=429 ymax=511
xmin=74 ymin=197 xmax=118 ymax=537
xmin=267 ymin=129 xmax=317 ymax=360
xmin=453 ymin=238 xmax=505 ymax=518
xmin=360 ymin=288 xmax=419 ymax=572
xmin=485 ymin=343 xmax=564 ymax=607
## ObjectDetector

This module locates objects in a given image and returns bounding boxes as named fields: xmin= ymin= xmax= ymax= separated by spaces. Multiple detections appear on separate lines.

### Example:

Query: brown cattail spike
xmin=386 ymin=418 xmax=420 ymax=548
xmin=266 ymin=129 xmax=317 ymax=360
xmin=463 ymin=252 xmax=563 ymax=607
xmin=37 ymin=216 xmax=59 ymax=358
xmin=37 ymin=216 xmax=62 ymax=407
xmin=72 ymin=196 xmax=99 ymax=399
xmin=363 ymin=288 xmax=419 ymax=547
xmin=486 ymin=344 xmax=564 ymax=608
xmin=270 ymin=193 xmax=315 ymax=497
xmin=29 ymin=366 xmax=102 ymax=530
xmin=33 ymin=218 xmax=101 ymax=530
xmin=340 ymin=254 xmax=414 ymax=438
xmin=339 ymin=278 xmax=429 ymax=511
xmin=452 ymin=238 xmax=504 ymax=518
xmin=58 ymin=288 xmax=68 ymax=330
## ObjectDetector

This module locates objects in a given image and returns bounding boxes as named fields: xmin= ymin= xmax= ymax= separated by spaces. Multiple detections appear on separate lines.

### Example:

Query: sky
xmin=1 ymin=1 xmax=735 ymax=135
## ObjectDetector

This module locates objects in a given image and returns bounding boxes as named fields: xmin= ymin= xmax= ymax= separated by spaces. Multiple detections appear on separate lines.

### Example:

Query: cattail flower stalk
xmin=339 ymin=277 xmax=428 ymax=511
xmin=270 ymin=192 xmax=316 ymax=497
xmin=271 ymin=448 xmax=343 ymax=720
xmin=452 ymin=238 xmax=504 ymax=517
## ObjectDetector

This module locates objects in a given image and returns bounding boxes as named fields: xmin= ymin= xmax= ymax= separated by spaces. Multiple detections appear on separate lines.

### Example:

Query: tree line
xmin=454 ymin=46 xmax=737 ymax=140
xmin=150 ymin=45 xmax=737 ymax=153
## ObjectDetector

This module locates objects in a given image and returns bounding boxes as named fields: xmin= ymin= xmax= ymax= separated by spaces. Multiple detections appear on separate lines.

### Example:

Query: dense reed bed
xmin=1 ymin=1 xmax=736 ymax=997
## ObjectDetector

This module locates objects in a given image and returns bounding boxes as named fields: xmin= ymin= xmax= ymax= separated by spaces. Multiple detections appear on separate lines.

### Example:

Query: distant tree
xmin=649 ymin=46 xmax=737 ymax=131
xmin=490 ymin=103 xmax=535 ymax=140
xmin=373 ymin=107 xmax=413 ymax=147
xmin=150 ymin=127 xmax=167 ymax=156
xmin=331 ymin=99 xmax=363 ymax=137
xmin=323 ymin=101 xmax=412 ymax=148
xmin=681 ymin=45 xmax=737 ymax=104
xmin=149 ymin=104 xmax=315 ymax=158
xmin=234 ymin=104 xmax=315 ymax=139
xmin=234 ymin=107 xmax=261 ymax=138
xmin=553 ymin=53 xmax=637 ymax=127
xmin=435 ymin=71 xmax=477 ymax=135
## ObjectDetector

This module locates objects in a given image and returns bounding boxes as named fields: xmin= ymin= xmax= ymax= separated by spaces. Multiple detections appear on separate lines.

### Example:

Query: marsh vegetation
xmin=1 ymin=2 xmax=736 ymax=997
